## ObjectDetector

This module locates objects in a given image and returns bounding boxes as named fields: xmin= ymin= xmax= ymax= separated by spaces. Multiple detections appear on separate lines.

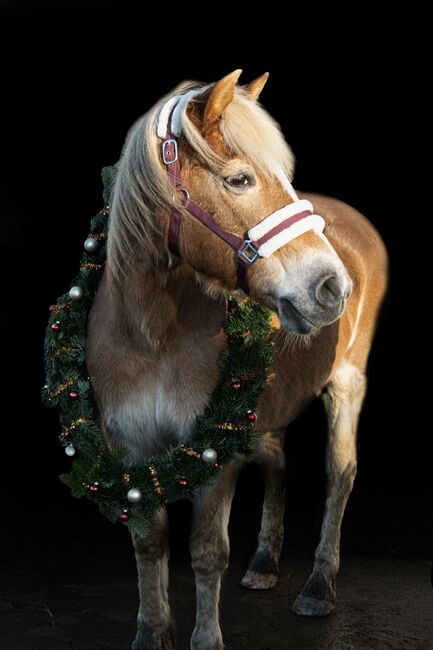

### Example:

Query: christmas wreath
xmin=42 ymin=167 xmax=275 ymax=537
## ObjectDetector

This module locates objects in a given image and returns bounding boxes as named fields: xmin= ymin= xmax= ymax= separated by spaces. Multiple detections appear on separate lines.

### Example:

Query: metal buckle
xmin=162 ymin=139 xmax=178 ymax=165
xmin=237 ymin=240 xmax=260 ymax=266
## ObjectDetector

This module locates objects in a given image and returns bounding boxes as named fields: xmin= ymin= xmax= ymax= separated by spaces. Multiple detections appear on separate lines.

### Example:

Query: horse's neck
xmin=113 ymin=264 xmax=226 ymax=354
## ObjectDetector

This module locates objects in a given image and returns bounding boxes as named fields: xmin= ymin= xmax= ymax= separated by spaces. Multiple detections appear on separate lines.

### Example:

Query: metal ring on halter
xmin=172 ymin=187 xmax=190 ymax=204
xmin=178 ymin=187 xmax=190 ymax=201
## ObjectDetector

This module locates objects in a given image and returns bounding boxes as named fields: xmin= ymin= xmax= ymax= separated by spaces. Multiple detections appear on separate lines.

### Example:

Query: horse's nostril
xmin=315 ymin=275 xmax=344 ymax=308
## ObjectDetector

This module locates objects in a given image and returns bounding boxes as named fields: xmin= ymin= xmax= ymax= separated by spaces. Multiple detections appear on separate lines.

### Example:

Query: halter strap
xmin=162 ymin=112 xmax=182 ymax=255
xmin=162 ymin=108 xmax=255 ymax=290
xmin=159 ymin=93 xmax=325 ymax=293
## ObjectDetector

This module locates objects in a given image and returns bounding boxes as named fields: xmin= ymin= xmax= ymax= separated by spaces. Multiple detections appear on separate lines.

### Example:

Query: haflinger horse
xmin=87 ymin=70 xmax=387 ymax=649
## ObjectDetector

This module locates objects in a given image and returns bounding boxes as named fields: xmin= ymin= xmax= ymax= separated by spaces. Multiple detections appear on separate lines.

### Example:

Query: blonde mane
xmin=107 ymin=82 xmax=295 ymax=280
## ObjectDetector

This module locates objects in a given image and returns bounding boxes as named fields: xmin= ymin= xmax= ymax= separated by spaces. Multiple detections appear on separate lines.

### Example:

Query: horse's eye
xmin=224 ymin=174 xmax=249 ymax=188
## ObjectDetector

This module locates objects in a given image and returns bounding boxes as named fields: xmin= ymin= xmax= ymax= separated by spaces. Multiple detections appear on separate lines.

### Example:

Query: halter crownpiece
xmin=157 ymin=89 xmax=202 ymax=139
xmin=157 ymin=92 xmax=326 ymax=291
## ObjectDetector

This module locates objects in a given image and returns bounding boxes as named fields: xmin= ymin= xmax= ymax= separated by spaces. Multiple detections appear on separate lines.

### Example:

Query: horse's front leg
xmin=131 ymin=508 xmax=175 ymax=650
xmin=189 ymin=464 xmax=240 ymax=650
xmin=241 ymin=428 xmax=286 ymax=590
xmin=293 ymin=362 xmax=366 ymax=617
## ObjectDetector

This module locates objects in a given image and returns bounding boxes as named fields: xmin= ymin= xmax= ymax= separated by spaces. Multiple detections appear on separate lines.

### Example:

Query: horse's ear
xmin=242 ymin=72 xmax=269 ymax=102
xmin=202 ymin=69 xmax=242 ymax=133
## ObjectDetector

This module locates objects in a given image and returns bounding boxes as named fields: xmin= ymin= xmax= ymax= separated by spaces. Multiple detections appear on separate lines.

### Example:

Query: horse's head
xmin=109 ymin=70 xmax=351 ymax=335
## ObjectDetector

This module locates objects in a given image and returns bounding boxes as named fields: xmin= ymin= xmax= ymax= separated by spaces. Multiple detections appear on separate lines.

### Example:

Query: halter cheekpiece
xmin=157 ymin=90 xmax=326 ymax=291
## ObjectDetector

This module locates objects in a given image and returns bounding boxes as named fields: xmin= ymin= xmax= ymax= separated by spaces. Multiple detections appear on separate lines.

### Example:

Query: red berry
xmin=51 ymin=321 xmax=60 ymax=332
xmin=69 ymin=391 xmax=79 ymax=399
xmin=232 ymin=379 xmax=242 ymax=390
xmin=179 ymin=478 xmax=189 ymax=488
xmin=246 ymin=410 xmax=257 ymax=422
xmin=119 ymin=510 xmax=130 ymax=522
xmin=49 ymin=304 xmax=57 ymax=313
xmin=89 ymin=482 xmax=100 ymax=493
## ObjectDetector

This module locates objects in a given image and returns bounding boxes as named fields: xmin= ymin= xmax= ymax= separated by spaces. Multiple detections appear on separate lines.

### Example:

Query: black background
xmin=0 ymin=0 xmax=430 ymax=639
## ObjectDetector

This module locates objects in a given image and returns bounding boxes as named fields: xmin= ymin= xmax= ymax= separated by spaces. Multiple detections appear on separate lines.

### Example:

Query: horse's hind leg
xmin=241 ymin=428 xmax=286 ymax=590
xmin=189 ymin=464 xmax=240 ymax=650
xmin=293 ymin=361 xmax=366 ymax=617
xmin=131 ymin=508 xmax=175 ymax=650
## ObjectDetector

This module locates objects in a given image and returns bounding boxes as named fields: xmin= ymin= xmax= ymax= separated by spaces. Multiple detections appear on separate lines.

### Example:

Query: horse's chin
xmin=277 ymin=299 xmax=318 ymax=335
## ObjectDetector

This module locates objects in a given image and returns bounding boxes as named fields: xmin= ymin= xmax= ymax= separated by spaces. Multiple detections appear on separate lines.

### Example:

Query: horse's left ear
xmin=242 ymin=72 xmax=270 ymax=102
xmin=202 ymin=69 xmax=243 ymax=133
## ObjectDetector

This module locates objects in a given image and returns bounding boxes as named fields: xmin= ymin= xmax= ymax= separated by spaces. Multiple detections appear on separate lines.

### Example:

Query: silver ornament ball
xmin=65 ymin=444 xmax=76 ymax=457
xmin=69 ymin=285 xmax=83 ymax=301
xmin=127 ymin=487 xmax=143 ymax=503
xmin=84 ymin=237 xmax=99 ymax=253
xmin=201 ymin=448 xmax=218 ymax=463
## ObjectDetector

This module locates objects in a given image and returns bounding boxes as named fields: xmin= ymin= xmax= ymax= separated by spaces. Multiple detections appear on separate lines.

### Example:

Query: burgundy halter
xmin=161 ymin=102 xmax=317 ymax=292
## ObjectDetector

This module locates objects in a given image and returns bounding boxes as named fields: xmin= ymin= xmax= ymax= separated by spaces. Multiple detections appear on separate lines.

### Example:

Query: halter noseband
xmin=158 ymin=91 xmax=326 ymax=292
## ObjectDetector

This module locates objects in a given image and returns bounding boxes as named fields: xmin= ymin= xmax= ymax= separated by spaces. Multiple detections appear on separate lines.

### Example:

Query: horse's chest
xmin=105 ymin=341 xmax=222 ymax=460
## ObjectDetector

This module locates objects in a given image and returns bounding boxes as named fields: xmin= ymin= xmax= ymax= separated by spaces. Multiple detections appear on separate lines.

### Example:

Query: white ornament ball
xmin=84 ymin=237 xmax=99 ymax=253
xmin=69 ymin=285 xmax=83 ymax=301
xmin=127 ymin=487 xmax=143 ymax=503
xmin=201 ymin=448 xmax=218 ymax=463
xmin=65 ymin=444 xmax=76 ymax=457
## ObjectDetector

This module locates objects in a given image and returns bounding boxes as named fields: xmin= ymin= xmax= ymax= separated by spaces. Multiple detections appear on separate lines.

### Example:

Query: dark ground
xmin=1 ymin=466 xmax=433 ymax=650
xmin=1 ymin=2 xmax=431 ymax=649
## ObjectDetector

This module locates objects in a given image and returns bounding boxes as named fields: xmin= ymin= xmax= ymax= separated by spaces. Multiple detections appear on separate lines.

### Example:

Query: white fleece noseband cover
xmin=247 ymin=200 xmax=325 ymax=258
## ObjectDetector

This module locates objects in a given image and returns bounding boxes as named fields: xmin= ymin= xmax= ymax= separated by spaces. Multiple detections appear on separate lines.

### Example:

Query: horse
xmin=86 ymin=69 xmax=388 ymax=649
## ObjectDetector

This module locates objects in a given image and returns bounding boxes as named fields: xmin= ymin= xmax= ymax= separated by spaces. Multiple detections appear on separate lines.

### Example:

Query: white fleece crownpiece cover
xmin=248 ymin=199 xmax=325 ymax=258
xmin=157 ymin=90 xmax=202 ymax=139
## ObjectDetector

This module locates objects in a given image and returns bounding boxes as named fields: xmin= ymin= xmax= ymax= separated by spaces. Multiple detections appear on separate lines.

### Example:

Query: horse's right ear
xmin=201 ymin=69 xmax=242 ymax=135
xmin=242 ymin=72 xmax=269 ymax=102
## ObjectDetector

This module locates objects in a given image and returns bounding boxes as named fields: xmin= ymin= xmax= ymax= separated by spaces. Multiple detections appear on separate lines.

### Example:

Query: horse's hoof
xmin=292 ymin=570 xmax=336 ymax=617
xmin=293 ymin=594 xmax=336 ymax=617
xmin=132 ymin=622 xmax=176 ymax=650
xmin=241 ymin=569 xmax=278 ymax=590
xmin=241 ymin=550 xmax=279 ymax=590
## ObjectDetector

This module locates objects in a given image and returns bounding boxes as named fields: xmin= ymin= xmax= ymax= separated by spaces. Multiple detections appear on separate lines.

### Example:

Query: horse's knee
xmin=342 ymin=460 xmax=357 ymax=483
xmin=190 ymin=470 xmax=238 ymax=577
xmin=190 ymin=536 xmax=229 ymax=576
xmin=190 ymin=508 xmax=230 ymax=575
xmin=133 ymin=534 xmax=166 ymax=560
